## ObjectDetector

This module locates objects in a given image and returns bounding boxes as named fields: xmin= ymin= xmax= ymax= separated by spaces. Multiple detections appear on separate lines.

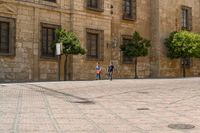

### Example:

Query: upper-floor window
xmin=122 ymin=37 xmax=133 ymax=63
xmin=86 ymin=0 xmax=104 ymax=11
xmin=88 ymin=0 xmax=98 ymax=8
xmin=41 ymin=23 xmax=59 ymax=58
xmin=44 ymin=0 xmax=56 ymax=3
xmin=181 ymin=6 xmax=192 ymax=31
xmin=123 ymin=0 xmax=136 ymax=20
xmin=0 ymin=17 xmax=15 ymax=56
xmin=86 ymin=29 xmax=104 ymax=60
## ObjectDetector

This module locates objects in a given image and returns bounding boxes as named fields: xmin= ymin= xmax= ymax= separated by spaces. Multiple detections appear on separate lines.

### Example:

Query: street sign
xmin=56 ymin=43 xmax=62 ymax=55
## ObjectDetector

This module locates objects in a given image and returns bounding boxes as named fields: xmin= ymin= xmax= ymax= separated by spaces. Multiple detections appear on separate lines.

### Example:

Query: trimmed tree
xmin=53 ymin=28 xmax=86 ymax=80
xmin=164 ymin=30 xmax=200 ymax=77
xmin=120 ymin=31 xmax=151 ymax=78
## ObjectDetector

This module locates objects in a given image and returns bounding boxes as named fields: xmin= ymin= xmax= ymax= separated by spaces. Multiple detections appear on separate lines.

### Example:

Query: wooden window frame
xmin=123 ymin=0 xmax=137 ymax=21
xmin=0 ymin=17 xmax=15 ymax=56
xmin=181 ymin=6 xmax=192 ymax=31
xmin=41 ymin=23 xmax=59 ymax=59
xmin=121 ymin=35 xmax=133 ymax=64
xmin=86 ymin=0 xmax=104 ymax=12
xmin=86 ymin=28 xmax=104 ymax=60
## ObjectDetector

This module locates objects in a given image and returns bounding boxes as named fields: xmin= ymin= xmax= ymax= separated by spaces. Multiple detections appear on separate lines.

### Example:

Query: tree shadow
xmin=27 ymin=84 xmax=95 ymax=105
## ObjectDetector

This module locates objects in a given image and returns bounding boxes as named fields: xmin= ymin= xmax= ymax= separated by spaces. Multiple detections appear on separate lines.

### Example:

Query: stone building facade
xmin=0 ymin=0 xmax=199 ymax=82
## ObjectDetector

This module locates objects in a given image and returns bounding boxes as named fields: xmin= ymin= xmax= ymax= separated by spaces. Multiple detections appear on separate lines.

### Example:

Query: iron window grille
xmin=0 ymin=17 xmax=15 ymax=56
xmin=86 ymin=29 xmax=104 ymax=60
xmin=41 ymin=23 xmax=59 ymax=58
xmin=181 ymin=6 xmax=192 ymax=31
xmin=122 ymin=37 xmax=133 ymax=64
xmin=86 ymin=0 xmax=104 ymax=12
xmin=123 ymin=0 xmax=136 ymax=20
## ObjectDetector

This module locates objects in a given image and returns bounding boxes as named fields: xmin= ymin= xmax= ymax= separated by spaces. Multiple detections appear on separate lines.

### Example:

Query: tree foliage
xmin=52 ymin=28 xmax=86 ymax=80
xmin=164 ymin=30 xmax=200 ymax=77
xmin=120 ymin=31 xmax=151 ymax=58
xmin=54 ymin=28 xmax=86 ymax=55
xmin=120 ymin=31 xmax=151 ymax=78
xmin=165 ymin=30 xmax=200 ymax=59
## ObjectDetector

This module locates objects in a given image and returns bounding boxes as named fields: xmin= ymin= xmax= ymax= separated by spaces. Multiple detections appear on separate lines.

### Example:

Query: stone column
xmin=111 ymin=0 xmax=122 ymax=78
xmin=68 ymin=0 xmax=74 ymax=80
xmin=150 ymin=0 xmax=161 ymax=77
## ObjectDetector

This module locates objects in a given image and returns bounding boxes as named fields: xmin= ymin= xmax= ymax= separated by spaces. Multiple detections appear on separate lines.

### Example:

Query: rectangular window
xmin=41 ymin=24 xmax=59 ymax=58
xmin=87 ymin=0 xmax=98 ymax=8
xmin=181 ymin=58 xmax=191 ymax=68
xmin=0 ymin=22 xmax=9 ymax=53
xmin=87 ymin=33 xmax=98 ymax=58
xmin=181 ymin=6 xmax=192 ymax=31
xmin=122 ymin=37 xmax=133 ymax=63
xmin=86 ymin=29 xmax=104 ymax=60
xmin=0 ymin=17 xmax=15 ymax=56
xmin=123 ymin=0 xmax=136 ymax=20
xmin=86 ymin=0 xmax=103 ymax=11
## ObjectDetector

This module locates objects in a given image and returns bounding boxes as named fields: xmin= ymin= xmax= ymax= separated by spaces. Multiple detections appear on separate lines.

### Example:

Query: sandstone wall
xmin=71 ymin=0 xmax=152 ymax=80
xmin=157 ymin=0 xmax=200 ymax=77
xmin=113 ymin=0 xmax=151 ymax=79
xmin=0 ymin=2 xmax=34 ymax=82
xmin=0 ymin=0 xmax=71 ymax=82
xmin=0 ymin=0 xmax=199 ymax=82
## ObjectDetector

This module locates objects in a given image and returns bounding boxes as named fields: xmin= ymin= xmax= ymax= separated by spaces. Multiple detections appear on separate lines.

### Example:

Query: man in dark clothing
xmin=108 ymin=62 xmax=114 ymax=80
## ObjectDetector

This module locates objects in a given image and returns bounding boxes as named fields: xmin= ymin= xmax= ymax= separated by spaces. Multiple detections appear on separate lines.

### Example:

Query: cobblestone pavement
xmin=0 ymin=78 xmax=200 ymax=133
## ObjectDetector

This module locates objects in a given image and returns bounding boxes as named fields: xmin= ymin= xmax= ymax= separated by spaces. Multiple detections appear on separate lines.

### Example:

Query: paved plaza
xmin=0 ymin=78 xmax=200 ymax=133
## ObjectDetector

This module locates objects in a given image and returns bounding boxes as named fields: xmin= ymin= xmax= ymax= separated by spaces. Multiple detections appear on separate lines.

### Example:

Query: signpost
xmin=56 ymin=43 xmax=62 ymax=81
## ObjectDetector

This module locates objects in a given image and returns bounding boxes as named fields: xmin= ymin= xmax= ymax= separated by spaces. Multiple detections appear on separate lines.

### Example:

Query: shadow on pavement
xmin=26 ymin=84 xmax=95 ymax=105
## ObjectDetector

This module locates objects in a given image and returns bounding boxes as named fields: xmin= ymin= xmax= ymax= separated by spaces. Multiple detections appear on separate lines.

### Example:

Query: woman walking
xmin=96 ymin=62 xmax=101 ymax=80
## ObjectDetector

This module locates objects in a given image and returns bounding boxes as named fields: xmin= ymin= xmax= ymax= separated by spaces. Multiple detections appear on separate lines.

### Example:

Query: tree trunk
xmin=134 ymin=58 xmax=138 ymax=79
xmin=64 ymin=54 xmax=68 ymax=81
xmin=57 ymin=55 xmax=61 ymax=81
xmin=182 ymin=58 xmax=186 ymax=78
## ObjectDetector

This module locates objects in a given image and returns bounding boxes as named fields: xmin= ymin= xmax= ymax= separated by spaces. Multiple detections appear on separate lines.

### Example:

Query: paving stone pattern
xmin=0 ymin=78 xmax=200 ymax=133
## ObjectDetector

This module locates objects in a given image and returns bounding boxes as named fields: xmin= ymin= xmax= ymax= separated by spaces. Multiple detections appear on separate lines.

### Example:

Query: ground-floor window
xmin=41 ymin=23 xmax=59 ymax=58
xmin=86 ymin=28 xmax=104 ymax=60
xmin=122 ymin=36 xmax=133 ymax=63
xmin=0 ymin=17 xmax=15 ymax=56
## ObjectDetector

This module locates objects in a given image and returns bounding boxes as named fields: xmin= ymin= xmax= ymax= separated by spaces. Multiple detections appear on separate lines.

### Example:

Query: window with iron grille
xmin=86 ymin=29 xmax=104 ymax=60
xmin=41 ymin=24 xmax=59 ymax=58
xmin=181 ymin=6 xmax=192 ymax=31
xmin=181 ymin=58 xmax=191 ymax=68
xmin=87 ymin=33 xmax=98 ymax=58
xmin=0 ymin=17 xmax=15 ymax=56
xmin=0 ymin=22 xmax=9 ymax=54
xmin=122 ymin=37 xmax=133 ymax=63
xmin=123 ymin=0 xmax=136 ymax=20
xmin=86 ymin=0 xmax=103 ymax=11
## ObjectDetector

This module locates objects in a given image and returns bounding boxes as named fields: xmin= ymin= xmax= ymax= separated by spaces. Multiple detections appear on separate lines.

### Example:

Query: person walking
xmin=108 ymin=62 xmax=114 ymax=81
xmin=96 ymin=62 xmax=101 ymax=80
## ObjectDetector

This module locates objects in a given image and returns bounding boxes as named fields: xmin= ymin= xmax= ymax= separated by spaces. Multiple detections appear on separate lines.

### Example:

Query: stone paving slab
xmin=0 ymin=78 xmax=200 ymax=133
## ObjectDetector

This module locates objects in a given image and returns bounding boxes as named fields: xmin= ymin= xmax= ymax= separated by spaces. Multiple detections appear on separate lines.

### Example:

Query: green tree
xmin=164 ymin=30 xmax=200 ymax=77
xmin=53 ymin=28 xmax=86 ymax=80
xmin=120 ymin=31 xmax=151 ymax=78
